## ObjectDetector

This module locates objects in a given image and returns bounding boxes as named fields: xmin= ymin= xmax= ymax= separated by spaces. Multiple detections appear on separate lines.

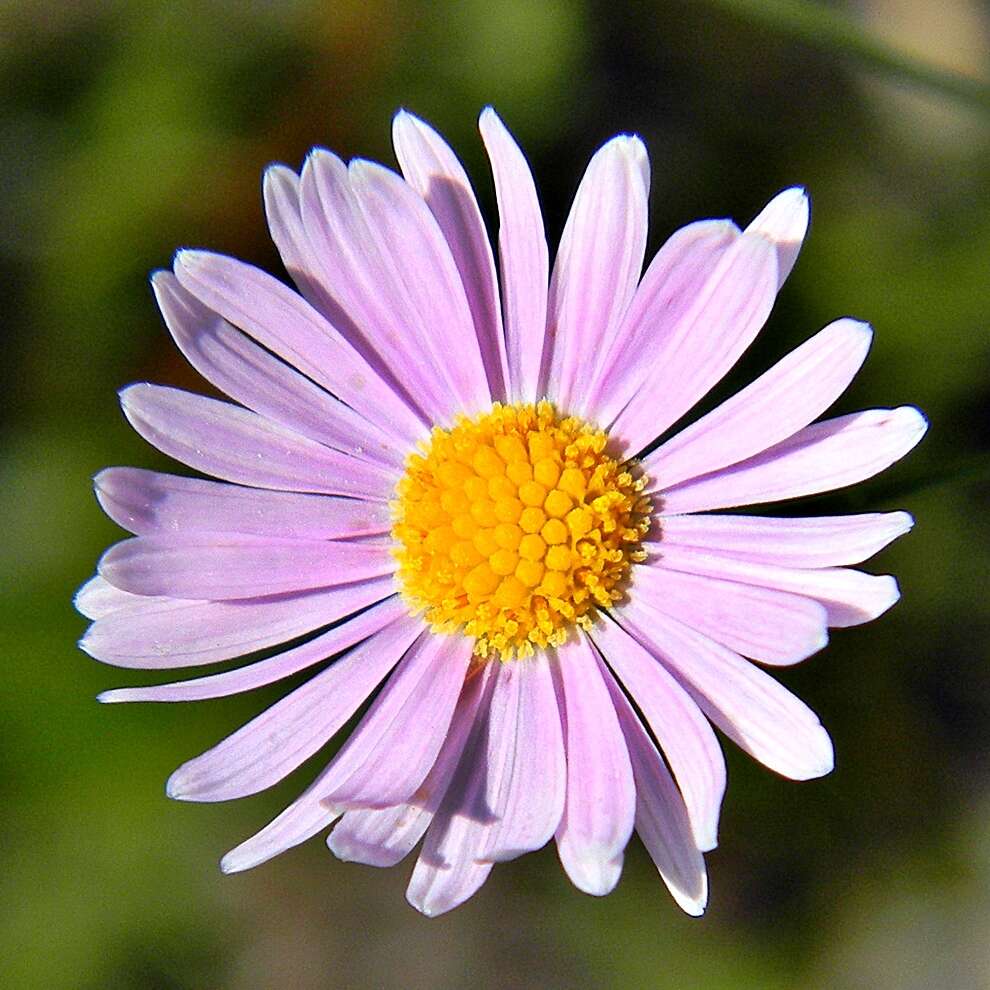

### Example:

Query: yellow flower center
xmin=392 ymin=402 xmax=651 ymax=660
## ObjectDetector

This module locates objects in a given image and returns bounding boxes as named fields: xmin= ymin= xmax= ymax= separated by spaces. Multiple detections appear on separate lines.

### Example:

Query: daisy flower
xmin=77 ymin=107 xmax=926 ymax=917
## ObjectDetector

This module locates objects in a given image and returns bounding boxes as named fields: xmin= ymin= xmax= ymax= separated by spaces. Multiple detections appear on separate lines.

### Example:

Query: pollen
xmin=392 ymin=402 xmax=652 ymax=660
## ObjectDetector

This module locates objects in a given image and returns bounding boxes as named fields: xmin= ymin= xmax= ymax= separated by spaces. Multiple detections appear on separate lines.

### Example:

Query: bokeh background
xmin=2 ymin=0 xmax=989 ymax=987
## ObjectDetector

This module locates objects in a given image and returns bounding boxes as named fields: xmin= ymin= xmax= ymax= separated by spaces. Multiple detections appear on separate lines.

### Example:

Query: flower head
xmin=78 ymin=107 xmax=926 ymax=917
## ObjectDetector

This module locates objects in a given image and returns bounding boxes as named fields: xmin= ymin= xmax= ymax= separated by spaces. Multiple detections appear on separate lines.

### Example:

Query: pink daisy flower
xmin=77 ymin=107 xmax=926 ymax=917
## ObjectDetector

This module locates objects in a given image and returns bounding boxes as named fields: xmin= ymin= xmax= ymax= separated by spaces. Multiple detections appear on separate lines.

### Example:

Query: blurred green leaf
xmin=700 ymin=0 xmax=990 ymax=115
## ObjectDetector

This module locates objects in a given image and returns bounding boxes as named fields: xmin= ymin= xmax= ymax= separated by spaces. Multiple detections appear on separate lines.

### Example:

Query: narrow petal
xmin=657 ymin=406 xmax=928 ymax=513
xmin=166 ymin=615 xmax=422 ymax=802
xmin=120 ymin=384 xmax=396 ymax=500
xmin=658 ymin=511 xmax=915 ymax=568
xmin=316 ymin=633 xmax=472 ymax=809
xmin=262 ymin=164 xmax=335 ymax=318
xmin=407 ymin=832 xmax=493 ymax=918
xmin=152 ymin=271 xmax=403 ymax=468
xmin=299 ymin=151 xmax=490 ymax=424
xmin=174 ymin=250 xmax=426 ymax=444
xmin=98 ymin=596 xmax=406 ymax=702
xmin=650 ymin=543 xmax=901 ymax=627
xmin=80 ymin=576 xmax=393 ymax=668
xmin=590 ymin=616 xmax=725 ymax=851
xmin=546 ymin=134 xmax=649 ymax=414
xmin=328 ymin=663 xmax=492 ymax=868
xmin=552 ymin=637 xmax=635 ymax=896
xmin=644 ymin=318 xmax=873 ymax=489
xmin=586 ymin=219 xmax=740 ymax=425
xmin=347 ymin=159 xmax=491 ymax=416
xmin=631 ymin=563 xmax=828 ymax=665
xmin=473 ymin=656 xmax=566 ymax=863
xmin=406 ymin=667 xmax=500 ymax=916
xmin=619 ymin=607 xmax=834 ymax=780
xmin=608 ymin=231 xmax=779 ymax=454
xmin=478 ymin=107 xmax=549 ymax=403
xmin=221 ymin=785 xmax=342 ymax=874
xmin=263 ymin=162 xmax=391 ymax=388
xmin=604 ymin=666 xmax=708 ymax=916
xmin=75 ymin=574 xmax=177 ymax=621
xmin=745 ymin=187 xmax=810 ymax=288
xmin=95 ymin=468 xmax=391 ymax=541
xmin=393 ymin=110 xmax=508 ymax=399
xmin=98 ymin=535 xmax=394 ymax=600
xmin=296 ymin=150 xmax=455 ymax=424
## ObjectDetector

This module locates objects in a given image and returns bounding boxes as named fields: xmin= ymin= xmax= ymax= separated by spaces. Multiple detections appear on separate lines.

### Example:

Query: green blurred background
xmin=2 ymin=0 xmax=988 ymax=986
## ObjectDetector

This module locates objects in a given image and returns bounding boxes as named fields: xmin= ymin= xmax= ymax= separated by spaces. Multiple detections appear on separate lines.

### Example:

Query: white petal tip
xmin=897 ymin=405 xmax=929 ymax=441
xmin=891 ymin=511 xmax=915 ymax=536
xmin=563 ymin=853 xmax=623 ymax=897
xmin=752 ymin=187 xmax=810 ymax=234
xmin=262 ymin=162 xmax=298 ymax=191
xmin=478 ymin=105 xmax=501 ymax=128
xmin=787 ymin=728 xmax=835 ymax=780
xmin=392 ymin=107 xmax=421 ymax=130
xmin=117 ymin=383 xmax=141 ymax=405
xmin=873 ymin=575 xmax=902 ymax=617
xmin=165 ymin=771 xmax=190 ymax=801
xmin=173 ymin=248 xmax=208 ymax=273
xmin=693 ymin=822 xmax=720 ymax=854
xmin=673 ymin=891 xmax=708 ymax=917
xmin=219 ymin=851 xmax=249 ymax=875
xmin=405 ymin=890 xmax=451 ymax=919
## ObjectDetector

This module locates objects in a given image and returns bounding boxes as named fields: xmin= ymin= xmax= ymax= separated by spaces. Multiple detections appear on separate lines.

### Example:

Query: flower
xmin=76 ymin=107 xmax=926 ymax=918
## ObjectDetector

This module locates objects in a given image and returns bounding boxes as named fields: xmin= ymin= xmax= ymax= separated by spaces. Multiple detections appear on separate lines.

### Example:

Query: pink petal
xmin=295 ymin=151 xmax=454 ymax=424
xmin=152 ymin=271 xmax=403 ymax=468
xmin=620 ymin=608 xmax=834 ymax=780
xmin=95 ymin=468 xmax=391 ymax=541
xmin=589 ymin=616 xmax=725 ymax=851
xmin=478 ymin=107 xmax=549 ymax=404
xmin=405 ymin=668 xmax=500 ymax=916
xmin=298 ymin=151 xmax=490 ymax=424
xmin=221 ymin=785 xmax=342 ymax=874
xmin=98 ymin=534 xmax=394 ymax=600
xmin=75 ymin=574 xmax=180 ymax=621
xmin=80 ymin=576 xmax=393 ymax=668
xmin=165 ymin=615 xmax=422 ymax=802
xmin=745 ymin=187 xmax=810 ymax=288
xmin=604 ymin=665 xmax=708 ymax=915
xmin=393 ymin=110 xmax=508 ymax=400
xmin=608 ymin=231 xmax=779 ymax=454
xmin=119 ymin=384 xmax=395 ymax=500
xmin=98 ymin=595 xmax=406 ymax=702
xmin=631 ymin=563 xmax=828 ymax=665
xmin=546 ymin=134 xmax=649 ymax=415
xmin=328 ymin=663 xmax=493 ymax=868
xmin=473 ymin=656 xmax=566 ymax=863
xmin=587 ymin=219 xmax=740 ymax=425
xmin=407 ymin=837 xmax=493 ymax=918
xmin=658 ymin=406 xmax=928 ymax=513
xmin=347 ymin=159 xmax=492 ymax=416
xmin=644 ymin=318 xmax=872 ymax=489
xmin=173 ymin=250 xmax=425 ymax=445
xmin=263 ymin=162 xmax=400 ymax=404
xmin=552 ymin=636 xmax=635 ymax=896
xmin=658 ymin=511 xmax=915 ymax=568
xmin=316 ymin=633 xmax=472 ymax=809
xmin=262 ymin=164 xmax=338 ymax=321
xmin=649 ymin=543 xmax=901 ymax=627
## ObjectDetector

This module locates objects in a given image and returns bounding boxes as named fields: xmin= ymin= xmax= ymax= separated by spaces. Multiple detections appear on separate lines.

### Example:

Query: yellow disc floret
xmin=392 ymin=402 xmax=651 ymax=660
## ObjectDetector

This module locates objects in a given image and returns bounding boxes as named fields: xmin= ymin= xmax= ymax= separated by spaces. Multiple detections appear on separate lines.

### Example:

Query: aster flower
xmin=76 ymin=107 xmax=926 ymax=918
